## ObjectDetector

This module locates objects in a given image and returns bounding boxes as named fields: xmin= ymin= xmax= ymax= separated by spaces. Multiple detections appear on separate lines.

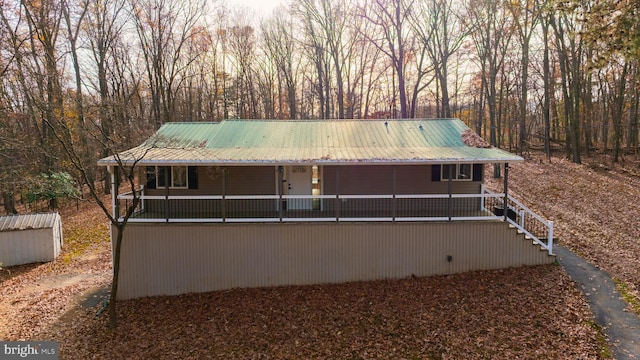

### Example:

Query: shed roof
xmin=98 ymin=119 xmax=523 ymax=166
xmin=0 ymin=213 xmax=60 ymax=232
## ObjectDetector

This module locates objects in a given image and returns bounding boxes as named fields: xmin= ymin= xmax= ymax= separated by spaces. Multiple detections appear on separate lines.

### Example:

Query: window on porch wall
xmin=146 ymin=166 xmax=198 ymax=190
xmin=432 ymin=164 xmax=483 ymax=182
xmin=442 ymin=164 xmax=472 ymax=181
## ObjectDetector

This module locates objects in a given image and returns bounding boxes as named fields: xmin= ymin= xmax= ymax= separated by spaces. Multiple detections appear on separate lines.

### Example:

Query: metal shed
xmin=0 ymin=212 xmax=63 ymax=267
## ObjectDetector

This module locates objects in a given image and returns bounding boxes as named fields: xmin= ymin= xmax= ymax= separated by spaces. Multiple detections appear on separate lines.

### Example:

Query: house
xmin=0 ymin=212 xmax=63 ymax=267
xmin=98 ymin=119 xmax=554 ymax=299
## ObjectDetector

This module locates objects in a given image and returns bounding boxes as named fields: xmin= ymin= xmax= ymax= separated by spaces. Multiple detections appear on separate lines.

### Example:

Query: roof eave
xmin=97 ymin=157 xmax=523 ymax=167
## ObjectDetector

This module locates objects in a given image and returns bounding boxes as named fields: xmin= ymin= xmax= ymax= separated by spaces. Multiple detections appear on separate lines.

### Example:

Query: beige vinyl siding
xmin=114 ymin=221 xmax=554 ymax=299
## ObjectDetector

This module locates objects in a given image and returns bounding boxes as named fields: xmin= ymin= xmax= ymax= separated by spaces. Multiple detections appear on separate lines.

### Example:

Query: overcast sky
xmin=224 ymin=0 xmax=285 ymax=16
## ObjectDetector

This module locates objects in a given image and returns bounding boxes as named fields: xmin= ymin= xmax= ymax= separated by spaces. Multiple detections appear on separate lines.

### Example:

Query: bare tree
xmin=360 ymin=0 xmax=415 ymax=119
xmin=506 ymin=0 xmax=540 ymax=154
xmin=262 ymin=12 xmax=299 ymax=119
xmin=466 ymin=0 xmax=514 ymax=175
xmin=226 ymin=23 xmax=258 ymax=118
xmin=83 ymin=0 xmax=132 ymax=192
xmin=540 ymin=7 xmax=553 ymax=160
xmin=1 ymin=0 xmax=65 ymax=173
xmin=549 ymin=2 xmax=586 ymax=163
xmin=130 ymin=0 xmax=207 ymax=125
xmin=411 ymin=0 xmax=470 ymax=118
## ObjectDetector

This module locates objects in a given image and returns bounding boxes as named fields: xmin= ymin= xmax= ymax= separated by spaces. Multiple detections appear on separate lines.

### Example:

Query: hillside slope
xmin=486 ymin=153 xmax=640 ymax=309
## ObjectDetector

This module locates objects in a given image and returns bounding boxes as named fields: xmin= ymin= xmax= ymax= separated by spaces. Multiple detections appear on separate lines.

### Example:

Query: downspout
xmin=503 ymin=163 xmax=509 ymax=222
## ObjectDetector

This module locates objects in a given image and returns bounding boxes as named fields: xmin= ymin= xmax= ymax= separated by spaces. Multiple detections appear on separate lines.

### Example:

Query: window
xmin=441 ymin=164 xmax=474 ymax=181
xmin=172 ymin=166 xmax=187 ymax=188
xmin=147 ymin=166 xmax=198 ymax=189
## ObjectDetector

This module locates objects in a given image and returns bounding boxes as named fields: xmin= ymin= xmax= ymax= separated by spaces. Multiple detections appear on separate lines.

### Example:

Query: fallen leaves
xmin=33 ymin=265 xmax=604 ymax=359
xmin=486 ymin=152 xmax=640 ymax=310
xmin=462 ymin=129 xmax=491 ymax=148
xmin=0 ymin=199 xmax=112 ymax=341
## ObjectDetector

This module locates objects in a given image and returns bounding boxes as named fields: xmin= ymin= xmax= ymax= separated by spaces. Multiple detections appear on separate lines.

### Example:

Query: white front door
xmin=287 ymin=166 xmax=312 ymax=210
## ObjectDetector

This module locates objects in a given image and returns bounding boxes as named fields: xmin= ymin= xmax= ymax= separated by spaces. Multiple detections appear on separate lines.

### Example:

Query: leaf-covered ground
xmin=486 ymin=152 xmax=640 ymax=309
xmin=6 ymin=152 xmax=639 ymax=358
xmin=43 ymin=266 xmax=601 ymax=359
xmin=0 ymin=200 xmax=111 ymax=341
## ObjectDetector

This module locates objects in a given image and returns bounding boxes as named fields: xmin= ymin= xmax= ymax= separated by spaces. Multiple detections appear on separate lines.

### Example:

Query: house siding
xmin=144 ymin=166 xmax=276 ymax=196
xmin=142 ymin=166 xmax=278 ymax=216
xmin=322 ymin=165 xmax=481 ymax=195
xmin=113 ymin=221 xmax=553 ymax=299
xmin=320 ymin=165 xmax=481 ymax=214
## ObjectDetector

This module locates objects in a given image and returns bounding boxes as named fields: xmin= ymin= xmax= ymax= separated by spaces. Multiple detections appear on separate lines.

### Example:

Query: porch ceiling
xmin=98 ymin=119 xmax=523 ymax=166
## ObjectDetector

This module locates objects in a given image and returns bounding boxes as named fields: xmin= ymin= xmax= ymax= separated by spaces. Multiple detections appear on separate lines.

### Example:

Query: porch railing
xmin=116 ymin=188 xmax=554 ymax=255
xmin=481 ymin=185 xmax=554 ymax=255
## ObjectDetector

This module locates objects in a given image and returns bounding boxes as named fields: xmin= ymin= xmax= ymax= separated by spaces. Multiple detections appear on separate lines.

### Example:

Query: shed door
xmin=286 ymin=166 xmax=312 ymax=210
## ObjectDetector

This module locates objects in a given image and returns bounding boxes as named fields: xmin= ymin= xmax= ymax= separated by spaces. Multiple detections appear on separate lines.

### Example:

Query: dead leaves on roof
xmin=462 ymin=129 xmax=492 ymax=148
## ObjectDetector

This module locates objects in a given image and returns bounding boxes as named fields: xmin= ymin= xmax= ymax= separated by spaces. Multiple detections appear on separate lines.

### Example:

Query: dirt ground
xmin=3 ymin=151 xmax=637 ymax=358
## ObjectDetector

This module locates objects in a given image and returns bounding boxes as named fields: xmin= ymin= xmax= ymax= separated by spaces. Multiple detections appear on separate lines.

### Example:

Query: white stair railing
xmin=481 ymin=185 xmax=554 ymax=255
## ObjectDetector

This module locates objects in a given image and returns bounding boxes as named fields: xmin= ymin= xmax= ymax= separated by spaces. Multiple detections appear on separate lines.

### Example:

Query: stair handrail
xmin=481 ymin=185 xmax=554 ymax=255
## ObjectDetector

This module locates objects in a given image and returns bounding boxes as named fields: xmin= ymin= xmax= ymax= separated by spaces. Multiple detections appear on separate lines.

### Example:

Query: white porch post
xmin=392 ymin=166 xmax=397 ymax=222
xmin=548 ymin=221 xmax=554 ymax=254
xmin=164 ymin=167 xmax=170 ymax=222
xmin=108 ymin=166 xmax=118 ymax=220
xmin=448 ymin=164 xmax=453 ymax=221
xmin=277 ymin=166 xmax=284 ymax=222
xmin=222 ymin=168 xmax=227 ymax=222
xmin=335 ymin=167 xmax=340 ymax=221
xmin=503 ymin=163 xmax=509 ymax=222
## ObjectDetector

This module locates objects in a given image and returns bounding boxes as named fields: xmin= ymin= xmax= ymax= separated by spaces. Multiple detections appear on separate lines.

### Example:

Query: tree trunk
xmin=3 ymin=193 xmax=17 ymax=214
xmin=542 ymin=16 xmax=552 ymax=161
xmin=109 ymin=223 xmax=124 ymax=329
xmin=613 ymin=62 xmax=628 ymax=162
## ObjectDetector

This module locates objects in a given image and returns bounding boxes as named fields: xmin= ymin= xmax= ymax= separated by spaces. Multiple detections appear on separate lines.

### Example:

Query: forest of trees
xmin=0 ymin=0 xmax=639 ymax=213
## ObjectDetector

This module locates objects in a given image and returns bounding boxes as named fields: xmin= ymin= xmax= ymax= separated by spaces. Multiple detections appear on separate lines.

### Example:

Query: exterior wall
xmin=144 ymin=166 xmax=277 ymax=196
xmin=321 ymin=165 xmax=482 ymax=213
xmin=138 ymin=164 xmax=484 ymax=217
xmin=143 ymin=166 xmax=277 ymax=215
xmin=322 ymin=165 xmax=481 ymax=194
xmin=114 ymin=221 xmax=553 ymax=299
xmin=142 ymin=164 xmax=482 ymax=196
xmin=0 ymin=226 xmax=62 ymax=267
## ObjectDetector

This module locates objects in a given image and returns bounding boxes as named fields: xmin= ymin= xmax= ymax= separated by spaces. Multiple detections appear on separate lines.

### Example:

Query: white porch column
xmin=108 ymin=165 xmax=119 ymax=220
xmin=503 ymin=163 xmax=509 ymax=222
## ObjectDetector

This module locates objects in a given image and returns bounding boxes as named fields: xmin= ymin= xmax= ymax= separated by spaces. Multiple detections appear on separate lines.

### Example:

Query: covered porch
xmin=113 ymin=173 xmax=554 ymax=256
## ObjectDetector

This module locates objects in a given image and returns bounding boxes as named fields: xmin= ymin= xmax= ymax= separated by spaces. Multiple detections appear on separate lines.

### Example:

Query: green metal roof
xmin=98 ymin=119 xmax=523 ymax=166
